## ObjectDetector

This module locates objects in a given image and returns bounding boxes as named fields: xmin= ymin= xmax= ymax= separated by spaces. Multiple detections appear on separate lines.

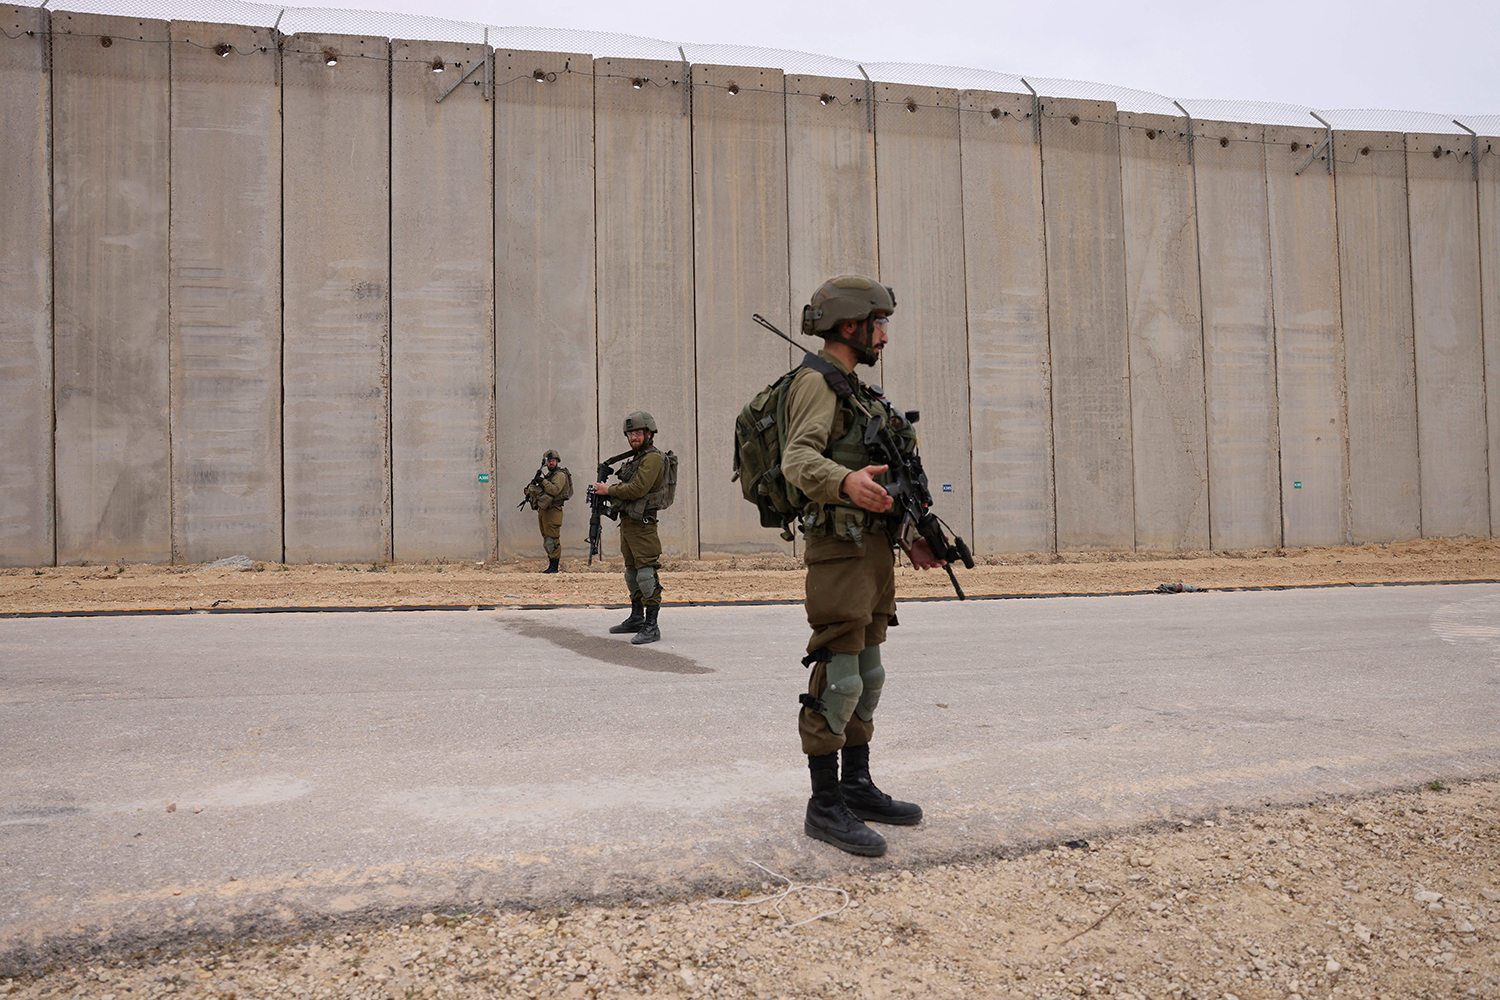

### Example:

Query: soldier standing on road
xmin=592 ymin=413 xmax=670 ymax=645
xmin=781 ymin=275 xmax=946 ymax=857
xmin=523 ymin=449 xmax=572 ymax=574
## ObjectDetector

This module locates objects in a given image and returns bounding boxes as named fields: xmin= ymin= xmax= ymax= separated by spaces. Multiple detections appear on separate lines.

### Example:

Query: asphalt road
xmin=3 ymin=583 xmax=1499 ymax=969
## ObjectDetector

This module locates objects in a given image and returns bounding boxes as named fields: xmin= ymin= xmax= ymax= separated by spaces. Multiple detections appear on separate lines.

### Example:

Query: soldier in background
xmin=522 ymin=449 xmax=571 ymax=574
xmin=592 ymin=412 xmax=670 ymax=645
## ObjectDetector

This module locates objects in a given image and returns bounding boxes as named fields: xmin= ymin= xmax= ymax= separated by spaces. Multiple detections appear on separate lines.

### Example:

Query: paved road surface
xmin=3 ymin=584 xmax=1499 ymax=967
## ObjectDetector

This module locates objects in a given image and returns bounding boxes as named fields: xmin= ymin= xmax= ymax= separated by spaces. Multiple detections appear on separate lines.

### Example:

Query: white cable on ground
xmin=707 ymin=859 xmax=850 ymax=929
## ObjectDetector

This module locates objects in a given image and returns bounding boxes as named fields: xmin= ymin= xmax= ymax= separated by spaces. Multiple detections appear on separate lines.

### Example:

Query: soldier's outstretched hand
xmin=908 ymin=536 xmax=948 ymax=570
xmin=841 ymin=465 xmax=895 ymax=514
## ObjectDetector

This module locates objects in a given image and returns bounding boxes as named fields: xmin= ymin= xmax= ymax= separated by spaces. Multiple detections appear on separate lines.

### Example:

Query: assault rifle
xmin=516 ymin=466 xmax=547 ymax=511
xmin=751 ymin=313 xmax=975 ymax=599
xmin=585 ymin=449 xmax=637 ymax=566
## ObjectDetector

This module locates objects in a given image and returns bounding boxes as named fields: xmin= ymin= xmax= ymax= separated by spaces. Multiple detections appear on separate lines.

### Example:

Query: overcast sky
xmin=329 ymin=0 xmax=1497 ymax=116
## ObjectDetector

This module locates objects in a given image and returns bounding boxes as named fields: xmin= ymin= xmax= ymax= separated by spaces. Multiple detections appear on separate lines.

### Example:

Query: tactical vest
xmin=614 ymin=445 xmax=676 ymax=522
xmin=551 ymin=467 xmax=573 ymax=505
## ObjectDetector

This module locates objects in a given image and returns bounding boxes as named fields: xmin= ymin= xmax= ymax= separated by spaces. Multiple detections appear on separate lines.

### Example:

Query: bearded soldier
xmin=522 ymin=449 xmax=571 ymax=574
xmin=781 ymin=275 xmax=946 ymax=857
xmin=592 ymin=412 xmax=672 ymax=645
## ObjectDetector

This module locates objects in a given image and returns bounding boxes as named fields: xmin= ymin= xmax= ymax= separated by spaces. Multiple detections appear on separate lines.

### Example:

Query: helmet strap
xmin=826 ymin=317 xmax=879 ymax=367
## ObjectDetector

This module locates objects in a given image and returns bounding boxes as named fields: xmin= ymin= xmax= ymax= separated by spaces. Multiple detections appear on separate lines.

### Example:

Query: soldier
xmin=522 ymin=449 xmax=571 ymax=574
xmin=592 ymin=413 xmax=671 ymax=645
xmin=781 ymin=275 xmax=946 ymax=857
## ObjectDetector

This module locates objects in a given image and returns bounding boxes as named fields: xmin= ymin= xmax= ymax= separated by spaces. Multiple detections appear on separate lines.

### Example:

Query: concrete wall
xmin=493 ymin=50 xmax=596 ymax=562
xmin=391 ymin=39 xmax=494 ymax=561
xmin=169 ymin=21 xmax=281 ymax=564
xmin=8 ymin=24 xmax=1500 ymax=566
xmin=52 ymin=13 xmax=172 ymax=565
xmin=960 ymin=91 xmax=1054 ymax=554
xmin=0 ymin=6 xmax=51 ymax=567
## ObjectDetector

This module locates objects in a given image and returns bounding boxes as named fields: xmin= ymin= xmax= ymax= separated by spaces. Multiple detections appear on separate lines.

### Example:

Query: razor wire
xmin=7 ymin=0 xmax=1499 ymax=134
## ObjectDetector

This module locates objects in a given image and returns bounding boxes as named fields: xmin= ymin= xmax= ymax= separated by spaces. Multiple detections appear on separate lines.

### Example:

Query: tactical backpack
xmin=555 ymin=467 xmax=574 ymax=503
xmin=732 ymin=369 xmax=809 ymax=540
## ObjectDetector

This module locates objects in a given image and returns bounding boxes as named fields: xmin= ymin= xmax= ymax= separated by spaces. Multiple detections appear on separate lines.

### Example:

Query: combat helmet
xmin=801 ymin=274 xmax=896 ymax=365
xmin=543 ymin=449 xmax=561 ymax=462
xmin=622 ymin=411 xmax=657 ymax=436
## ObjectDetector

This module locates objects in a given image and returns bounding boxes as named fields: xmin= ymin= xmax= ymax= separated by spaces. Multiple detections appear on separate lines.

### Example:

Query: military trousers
xmin=798 ymin=529 xmax=897 ymax=756
xmin=538 ymin=506 xmax=563 ymax=556
xmin=619 ymin=517 xmax=663 ymax=607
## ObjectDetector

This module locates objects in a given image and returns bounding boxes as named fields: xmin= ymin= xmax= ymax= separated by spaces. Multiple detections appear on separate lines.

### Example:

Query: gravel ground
xmin=5 ymin=781 xmax=1497 ymax=1000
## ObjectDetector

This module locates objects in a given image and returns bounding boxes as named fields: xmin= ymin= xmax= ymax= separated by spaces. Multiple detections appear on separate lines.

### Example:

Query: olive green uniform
xmin=610 ymin=446 xmax=666 ymax=607
xmin=782 ymin=350 xmax=915 ymax=757
xmin=534 ymin=468 xmax=570 ymax=558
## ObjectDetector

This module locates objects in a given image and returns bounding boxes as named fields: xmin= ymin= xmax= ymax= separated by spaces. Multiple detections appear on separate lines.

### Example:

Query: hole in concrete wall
xmin=819 ymin=93 xmax=833 ymax=105
xmin=727 ymin=83 xmax=740 ymax=95
xmin=631 ymin=77 xmax=644 ymax=88
xmin=431 ymin=58 xmax=444 ymax=72
xmin=534 ymin=68 xmax=546 ymax=81
xmin=1146 ymin=129 xmax=1156 ymax=140
xmin=214 ymin=42 xmax=231 ymax=57
xmin=99 ymin=35 xmax=112 ymax=47
xmin=1219 ymin=136 xmax=1229 ymax=147
xmin=1360 ymin=146 xmax=1370 ymax=156
xmin=1432 ymin=146 xmax=1443 ymax=158
xmin=323 ymin=50 xmax=338 ymax=66
xmin=1290 ymin=141 xmax=1300 ymax=151
xmin=1069 ymin=114 xmax=1079 ymax=125
xmin=990 ymin=108 xmax=1001 ymax=119
xmin=906 ymin=100 xmax=917 ymax=112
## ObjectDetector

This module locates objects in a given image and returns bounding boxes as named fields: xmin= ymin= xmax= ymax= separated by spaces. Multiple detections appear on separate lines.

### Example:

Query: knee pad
xmin=624 ymin=568 xmax=640 ymax=598
xmin=636 ymin=566 xmax=659 ymax=601
xmin=854 ymin=645 xmax=884 ymax=721
xmin=818 ymin=652 xmax=863 ymax=735
xmin=543 ymin=536 xmax=560 ymax=557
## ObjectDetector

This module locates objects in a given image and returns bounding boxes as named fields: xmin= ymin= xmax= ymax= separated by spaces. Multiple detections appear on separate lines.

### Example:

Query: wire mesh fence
xmin=10 ymin=0 xmax=1497 ymax=132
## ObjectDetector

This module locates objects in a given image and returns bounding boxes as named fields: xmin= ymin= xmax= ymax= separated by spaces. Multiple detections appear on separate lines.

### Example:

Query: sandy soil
xmin=3 ymin=782 xmax=1496 ymax=999
xmin=4 ymin=538 xmax=1500 ymax=615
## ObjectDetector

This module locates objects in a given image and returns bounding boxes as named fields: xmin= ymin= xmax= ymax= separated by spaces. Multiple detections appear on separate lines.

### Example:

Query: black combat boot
xmin=608 ymin=597 xmax=645 ymax=634
xmin=805 ymin=763 xmax=886 ymax=856
xmin=630 ymin=604 xmax=660 ymax=644
xmin=840 ymin=743 xmax=923 ymax=825
xmin=542 ymin=558 xmax=559 ymax=574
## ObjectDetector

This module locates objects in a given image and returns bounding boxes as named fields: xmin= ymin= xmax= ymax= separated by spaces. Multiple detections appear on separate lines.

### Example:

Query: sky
xmin=320 ymin=0 xmax=1498 ymax=117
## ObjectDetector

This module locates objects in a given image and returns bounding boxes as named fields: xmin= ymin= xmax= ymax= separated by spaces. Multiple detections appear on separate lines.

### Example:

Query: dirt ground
xmin=3 ymin=782 xmax=1497 ymax=1000
xmin=4 ymin=537 xmax=1500 ymax=614
xmin=4 ymin=539 xmax=1499 ymax=998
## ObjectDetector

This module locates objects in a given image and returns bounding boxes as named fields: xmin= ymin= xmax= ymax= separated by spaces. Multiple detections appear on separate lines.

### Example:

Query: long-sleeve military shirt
xmin=609 ymin=448 xmax=665 ymax=501
xmin=782 ymin=350 xmax=860 ymax=507
xmin=540 ymin=468 xmax=570 ymax=507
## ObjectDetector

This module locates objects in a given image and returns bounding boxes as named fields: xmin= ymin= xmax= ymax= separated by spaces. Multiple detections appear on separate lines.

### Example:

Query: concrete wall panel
xmin=1406 ymin=131 xmax=1489 ymax=538
xmin=1264 ymin=125 xmax=1347 ymax=547
xmin=282 ymin=33 xmax=390 ymax=563
xmin=594 ymin=58 xmax=697 ymax=557
xmin=52 ymin=13 xmax=171 ymax=564
xmin=691 ymin=64 xmax=790 ymax=557
xmin=784 ymin=75 xmax=878 ymax=323
xmin=391 ymin=40 xmax=494 ymax=561
xmin=1117 ymin=111 xmax=1208 ymax=552
xmin=1194 ymin=120 xmax=1279 ymax=550
xmin=1333 ymin=131 xmax=1420 ymax=543
xmin=1482 ymin=133 xmax=1500 ymax=537
xmin=169 ymin=21 xmax=281 ymax=564
xmin=874 ymin=84 xmax=972 ymax=546
xmin=0 ymin=7 xmax=52 ymax=566
xmin=1039 ymin=97 xmax=1134 ymax=550
xmin=959 ymin=91 xmax=1054 ymax=554
xmin=494 ymin=51 xmax=596 ymax=561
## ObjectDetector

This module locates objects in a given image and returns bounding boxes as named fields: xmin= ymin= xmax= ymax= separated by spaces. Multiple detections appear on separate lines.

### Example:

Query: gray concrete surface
xmin=1195 ymin=120 xmax=1280 ymax=552
xmin=169 ymin=21 xmax=282 ymax=565
xmin=593 ymin=57 xmax=698 ymax=560
xmin=391 ymin=38 xmax=494 ymax=562
xmin=1117 ymin=110 xmax=1208 ymax=553
xmin=52 ymin=12 xmax=172 ymax=566
xmin=1334 ymin=130 xmax=1421 ymax=545
xmin=1041 ymin=97 xmax=1134 ymax=551
xmin=690 ymin=63 xmax=791 ymax=558
xmin=874 ymin=82 xmax=974 ymax=548
xmin=493 ymin=49 xmax=597 ymax=562
xmin=1406 ymin=130 xmax=1489 ymax=540
xmin=281 ymin=32 xmax=391 ymax=564
xmin=1486 ymin=132 xmax=1500 ymax=540
xmin=961 ymin=89 xmax=1054 ymax=556
xmin=0 ymin=5 xmax=51 ymax=569
xmin=6 ymin=584 xmax=1499 ymax=970
xmin=1265 ymin=124 xmax=1346 ymax=549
